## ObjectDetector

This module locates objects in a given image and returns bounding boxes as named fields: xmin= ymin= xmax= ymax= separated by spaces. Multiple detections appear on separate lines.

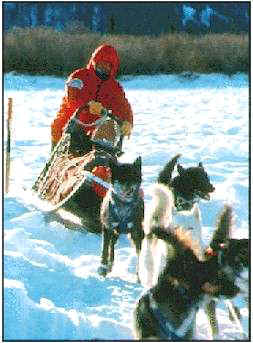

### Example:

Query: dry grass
xmin=3 ymin=27 xmax=249 ymax=76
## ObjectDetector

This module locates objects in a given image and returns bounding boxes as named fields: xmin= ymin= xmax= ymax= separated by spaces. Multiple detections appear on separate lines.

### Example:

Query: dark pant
xmin=67 ymin=119 xmax=92 ymax=155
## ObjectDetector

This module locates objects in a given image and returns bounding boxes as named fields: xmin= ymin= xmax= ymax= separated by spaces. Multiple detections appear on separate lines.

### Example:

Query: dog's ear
xmin=157 ymin=154 xmax=181 ymax=185
xmin=209 ymin=205 xmax=232 ymax=252
xmin=177 ymin=164 xmax=185 ymax=175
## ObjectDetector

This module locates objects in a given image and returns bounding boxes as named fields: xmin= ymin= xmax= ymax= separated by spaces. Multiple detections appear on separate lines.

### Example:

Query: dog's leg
xmin=133 ymin=293 xmax=158 ymax=340
xmin=108 ymin=230 xmax=119 ymax=273
xmin=130 ymin=226 xmax=145 ymax=282
xmin=98 ymin=227 xmax=112 ymax=276
xmin=193 ymin=204 xmax=205 ymax=257
xmin=205 ymin=300 xmax=219 ymax=339
xmin=227 ymin=302 xmax=241 ymax=322
xmin=225 ymin=300 xmax=246 ymax=338
xmin=138 ymin=233 xmax=156 ymax=288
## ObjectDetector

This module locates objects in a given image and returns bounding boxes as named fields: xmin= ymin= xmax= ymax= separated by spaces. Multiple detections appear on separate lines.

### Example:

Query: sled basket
xmin=32 ymin=109 xmax=122 ymax=213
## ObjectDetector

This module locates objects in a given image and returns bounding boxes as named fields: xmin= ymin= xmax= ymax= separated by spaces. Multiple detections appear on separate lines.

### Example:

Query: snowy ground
xmin=3 ymin=72 xmax=249 ymax=340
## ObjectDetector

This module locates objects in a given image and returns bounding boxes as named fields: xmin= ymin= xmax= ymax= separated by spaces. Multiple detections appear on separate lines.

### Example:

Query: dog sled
xmin=32 ymin=105 xmax=124 ymax=233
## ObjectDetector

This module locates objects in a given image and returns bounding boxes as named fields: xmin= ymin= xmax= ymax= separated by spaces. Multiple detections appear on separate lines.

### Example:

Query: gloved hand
xmin=88 ymin=101 xmax=104 ymax=116
xmin=120 ymin=120 xmax=132 ymax=139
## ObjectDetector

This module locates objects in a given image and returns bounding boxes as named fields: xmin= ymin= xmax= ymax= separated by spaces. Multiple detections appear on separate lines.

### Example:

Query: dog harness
xmin=108 ymin=190 xmax=140 ymax=233
xmin=148 ymin=291 xmax=197 ymax=340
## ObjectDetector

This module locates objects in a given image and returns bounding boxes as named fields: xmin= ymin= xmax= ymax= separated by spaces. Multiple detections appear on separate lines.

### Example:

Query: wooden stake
xmin=5 ymin=98 xmax=13 ymax=193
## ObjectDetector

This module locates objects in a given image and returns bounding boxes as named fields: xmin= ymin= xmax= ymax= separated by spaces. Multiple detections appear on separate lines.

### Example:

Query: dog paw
xmin=97 ymin=264 xmax=111 ymax=277
xmin=229 ymin=305 xmax=241 ymax=322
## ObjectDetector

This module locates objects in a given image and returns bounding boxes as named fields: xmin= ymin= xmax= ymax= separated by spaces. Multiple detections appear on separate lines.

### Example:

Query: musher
xmin=51 ymin=44 xmax=133 ymax=152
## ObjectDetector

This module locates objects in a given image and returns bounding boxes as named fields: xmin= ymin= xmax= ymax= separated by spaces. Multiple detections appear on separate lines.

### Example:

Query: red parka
xmin=51 ymin=44 xmax=133 ymax=144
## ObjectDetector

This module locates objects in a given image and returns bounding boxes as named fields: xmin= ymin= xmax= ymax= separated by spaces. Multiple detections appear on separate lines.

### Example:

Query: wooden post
xmin=5 ymin=97 xmax=13 ymax=193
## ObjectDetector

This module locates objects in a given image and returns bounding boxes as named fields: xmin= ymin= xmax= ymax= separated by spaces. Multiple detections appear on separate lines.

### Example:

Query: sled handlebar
xmin=73 ymin=104 xmax=123 ymax=126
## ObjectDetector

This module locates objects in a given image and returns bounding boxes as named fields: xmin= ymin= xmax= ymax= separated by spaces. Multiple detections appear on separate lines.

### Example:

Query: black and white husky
xmin=97 ymin=157 xmax=144 ymax=278
xmin=134 ymin=184 xmax=241 ymax=340
xmin=157 ymin=154 xmax=215 ymax=252
xmin=139 ymin=155 xmax=215 ymax=288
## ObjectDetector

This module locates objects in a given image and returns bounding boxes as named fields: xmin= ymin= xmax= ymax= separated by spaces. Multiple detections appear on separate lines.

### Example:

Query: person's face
xmin=95 ymin=61 xmax=112 ymax=80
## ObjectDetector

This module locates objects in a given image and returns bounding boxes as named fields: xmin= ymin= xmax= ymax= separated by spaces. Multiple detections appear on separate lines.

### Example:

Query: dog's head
xmin=157 ymin=156 xmax=215 ymax=204
xmin=171 ymin=162 xmax=215 ymax=206
xmin=204 ymin=205 xmax=249 ymax=291
xmin=202 ymin=206 xmax=247 ymax=299
xmin=221 ymin=238 xmax=249 ymax=276
xmin=198 ymin=263 xmax=240 ymax=300
xmin=151 ymin=206 xmax=240 ymax=300
xmin=109 ymin=156 xmax=142 ymax=199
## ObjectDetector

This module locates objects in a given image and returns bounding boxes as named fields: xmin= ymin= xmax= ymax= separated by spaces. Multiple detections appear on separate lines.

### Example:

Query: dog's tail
xmin=144 ymin=184 xmax=173 ymax=234
xmin=157 ymin=154 xmax=181 ymax=186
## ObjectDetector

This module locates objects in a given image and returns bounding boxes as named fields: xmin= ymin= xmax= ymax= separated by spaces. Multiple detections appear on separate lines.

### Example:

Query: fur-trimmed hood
xmin=87 ymin=44 xmax=120 ymax=78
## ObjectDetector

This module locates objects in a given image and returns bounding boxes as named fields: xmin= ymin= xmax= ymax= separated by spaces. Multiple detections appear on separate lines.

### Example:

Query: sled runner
xmin=32 ymin=105 xmax=124 ymax=233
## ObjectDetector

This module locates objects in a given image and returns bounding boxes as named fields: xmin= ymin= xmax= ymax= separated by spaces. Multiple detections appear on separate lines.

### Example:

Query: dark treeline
xmin=3 ymin=2 xmax=250 ymax=36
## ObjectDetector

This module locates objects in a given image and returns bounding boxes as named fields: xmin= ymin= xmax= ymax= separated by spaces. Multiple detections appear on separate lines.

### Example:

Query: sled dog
xmin=134 ymin=184 xmax=241 ymax=340
xmin=98 ymin=157 xmax=144 ymax=278
xmin=157 ymin=154 xmax=215 ymax=253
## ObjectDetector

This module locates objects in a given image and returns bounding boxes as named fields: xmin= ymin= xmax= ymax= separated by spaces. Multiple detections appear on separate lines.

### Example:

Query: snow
xmin=3 ymin=71 xmax=249 ymax=340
